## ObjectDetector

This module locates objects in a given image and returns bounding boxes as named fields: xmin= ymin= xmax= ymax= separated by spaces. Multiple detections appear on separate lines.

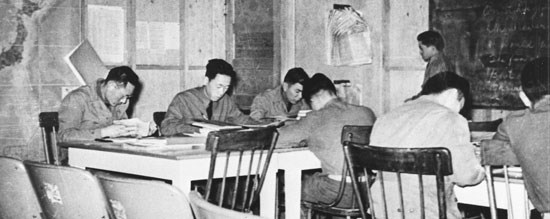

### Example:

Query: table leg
xmin=260 ymin=165 xmax=277 ymax=218
xmin=285 ymin=168 xmax=303 ymax=219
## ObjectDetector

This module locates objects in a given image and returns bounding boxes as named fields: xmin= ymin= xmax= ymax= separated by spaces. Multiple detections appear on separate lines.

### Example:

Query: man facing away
xmin=276 ymin=73 xmax=376 ymax=216
xmin=491 ymin=57 xmax=549 ymax=216
xmin=58 ymin=66 xmax=156 ymax=142
xmin=417 ymin=30 xmax=454 ymax=85
xmin=250 ymin=67 xmax=310 ymax=121
xmin=369 ymin=72 xmax=485 ymax=219
xmin=161 ymin=59 xmax=254 ymax=136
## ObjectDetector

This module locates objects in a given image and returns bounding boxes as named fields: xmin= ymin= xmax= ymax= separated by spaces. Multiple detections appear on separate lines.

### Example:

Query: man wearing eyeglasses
xmin=58 ymin=66 xmax=155 ymax=142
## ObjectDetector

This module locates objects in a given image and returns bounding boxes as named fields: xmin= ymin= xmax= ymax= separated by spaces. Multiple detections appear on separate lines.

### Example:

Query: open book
xmin=191 ymin=119 xmax=243 ymax=131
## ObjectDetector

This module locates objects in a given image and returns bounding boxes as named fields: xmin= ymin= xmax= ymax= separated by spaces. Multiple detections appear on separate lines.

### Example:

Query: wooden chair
xmin=189 ymin=190 xmax=268 ymax=219
xmin=0 ymin=156 xmax=43 ymax=219
xmin=153 ymin=111 xmax=166 ymax=136
xmin=303 ymin=125 xmax=373 ymax=218
xmin=468 ymin=119 xmax=502 ymax=132
xmin=39 ymin=112 xmax=60 ymax=164
xmin=480 ymin=139 xmax=529 ymax=219
xmin=344 ymin=143 xmax=453 ymax=219
xmin=24 ymin=160 xmax=114 ymax=219
xmin=96 ymin=173 xmax=194 ymax=219
xmin=203 ymin=127 xmax=279 ymax=213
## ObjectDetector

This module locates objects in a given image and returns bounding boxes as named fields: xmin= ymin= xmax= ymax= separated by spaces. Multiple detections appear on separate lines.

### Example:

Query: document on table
xmin=99 ymin=136 xmax=206 ymax=150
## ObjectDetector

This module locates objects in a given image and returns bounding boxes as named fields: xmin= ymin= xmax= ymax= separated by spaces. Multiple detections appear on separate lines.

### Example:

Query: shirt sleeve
xmin=444 ymin=114 xmax=486 ymax=186
xmin=276 ymin=113 xmax=316 ymax=148
xmin=57 ymin=92 xmax=103 ymax=142
xmin=224 ymin=99 xmax=258 ymax=125
xmin=492 ymin=118 xmax=511 ymax=141
xmin=250 ymin=94 xmax=268 ymax=121
xmin=160 ymin=94 xmax=200 ymax=136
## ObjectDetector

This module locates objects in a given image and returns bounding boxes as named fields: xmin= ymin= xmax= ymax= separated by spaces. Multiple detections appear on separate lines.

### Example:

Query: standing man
xmin=417 ymin=30 xmax=454 ymax=84
xmin=491 ymin=57 xmax=549 ymax=217
xmin=250 ymin=67 xmax=310 ymax=121
xmin=369 ymin=72 xmax=485 ymax=219
xmin=58 ymin=66 xmax=156 ymax=142
xmin=277 ymin=73 xmax=376 ymax=215
xmin=161 ymin=59 xmax=253 ymax=136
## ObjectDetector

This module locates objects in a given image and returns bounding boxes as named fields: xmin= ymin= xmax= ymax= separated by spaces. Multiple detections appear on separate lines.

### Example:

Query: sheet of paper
xmin=87 ymin=5 xmax=125 ymax=63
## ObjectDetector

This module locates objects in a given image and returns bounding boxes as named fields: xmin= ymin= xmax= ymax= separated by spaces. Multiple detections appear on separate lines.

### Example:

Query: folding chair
xmin=96 ymin=173 xmax=194 ymax=219
xmin=0 ymin=156 xmax=42 ymax=219
xmin=303 ymin=125 xmax=372 ymax=218
xmin=189 ymin=190 xmax=269 ymax=219
xmin=24 ymin=161 xmax=114 ymax=219
xmin=203 ymin=127 xmax=279 ymax=213
xmin=39 ymin=112 xmax=60 ymax=164
xmin=480 ymin=139 xmax=530 ymax=219
xmin=344 ymin=143 xmax=453 ymax=219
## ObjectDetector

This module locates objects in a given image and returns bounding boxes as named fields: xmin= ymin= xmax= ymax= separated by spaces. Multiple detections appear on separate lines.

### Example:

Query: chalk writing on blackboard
xmin=431 ymin=0 xmax=548 ymax=109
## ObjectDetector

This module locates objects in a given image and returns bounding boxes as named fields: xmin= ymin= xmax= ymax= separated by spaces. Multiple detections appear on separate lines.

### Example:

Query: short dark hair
xmin=205 ymin=59 xmax=236 ymax=81
xmin=283 ymin=67 xmax=309 ymax=85
xmin=419 ymin=71 xmax=470 ymax=103
xmin=521 ymin=57 xmax=550 ymax=103
xmin=105 ymin=66 xmax=140 ymax=87
xmin=417 ymin=30 xmax=445 ymax=51
xmin=302 ymin=73 xmax=336 ymax=105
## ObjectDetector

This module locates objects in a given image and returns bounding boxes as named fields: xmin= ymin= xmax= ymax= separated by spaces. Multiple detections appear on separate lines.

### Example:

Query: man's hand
xmin=114 ymin=118 xmax=154 ymax=137
xmin=100 ymin=124 xmax=137 ymax=138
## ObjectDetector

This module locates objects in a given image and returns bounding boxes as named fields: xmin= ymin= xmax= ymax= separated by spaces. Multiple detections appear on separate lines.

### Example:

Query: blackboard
xmin=430 ymin=0 xmax=548 ymax=109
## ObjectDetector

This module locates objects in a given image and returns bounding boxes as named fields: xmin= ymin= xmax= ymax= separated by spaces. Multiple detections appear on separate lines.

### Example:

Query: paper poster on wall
xmin=87 ymin=4 xmax=125 ymax=64
xmin=326 ymin=7 xmax=373 ymax=66
xmin=136 ymin=21 xmax=180 ymax=65
xmin=64 ymin=39 xmax=108 ymax=85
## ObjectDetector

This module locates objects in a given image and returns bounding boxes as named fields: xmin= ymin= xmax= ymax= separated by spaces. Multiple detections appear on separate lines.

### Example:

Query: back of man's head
xmin=105 ymin=66 xmax=140 ymax=87
xmin=205 ymin=59 xmax=236 ymax=81
xmin=417 ymin=30 xmax=445 ymax=51
xmin=420 ymin=71 xmax=470 ymax=102
xmin=283 ymin=67 xmax=309 ymax=85
xmin=302 ymin=73 xmax=336 ymax=105
xmin=521 ymin=57 xmax=550 ymax=103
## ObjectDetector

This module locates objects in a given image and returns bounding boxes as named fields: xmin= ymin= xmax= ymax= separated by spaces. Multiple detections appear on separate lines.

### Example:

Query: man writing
xmin=58 ymin=66 xmax=156 ymax=142
xmin=491 ymin=57 xmax=549 ymax=217
xmin=250 ymin=67 xmax=310 ymax=121
xmin=161 ymin=59 xmax=254 ymax=136
xmin=369 ymin=72 xmax=484 ymax=219
xmin=277 ymin=73 xmax=376 ymax=216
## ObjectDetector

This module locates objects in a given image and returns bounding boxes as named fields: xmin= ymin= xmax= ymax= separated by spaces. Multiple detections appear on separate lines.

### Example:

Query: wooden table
xmin=62 ymin=141 xmax=278 ymax=218
xmin=64 ymin=139 xmax=531 ymax=219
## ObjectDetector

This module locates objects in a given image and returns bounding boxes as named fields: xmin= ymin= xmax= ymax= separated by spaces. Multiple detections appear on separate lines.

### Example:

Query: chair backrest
xmin=204 ymin=127 xmax=279 ymax=212
xmin=0 ymin=157 xmax=43 ymax=219
xmin=344 ymin=143 xmax=453 ymax=219
xmin=468 ymin=119 xmax=503 ymax=132
xmin=97 ymin=173 xmax=194 ymax=219
xmin=39 ymin=112 xmax=60 ymax=164
xmin=341 ymin=125 xmax=372 ymax=145
xmin=480 ymin=139 xmax=527 ymax=219
xmin=188 ymin=191 xmax=269 ymax=219
xmin=24 ymin=161 xmax=114 ymax=219
xmin=153 ymin=111 xmax=166 ymax=136
xmin=317 ymin=125 xmax=372 ymax=207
